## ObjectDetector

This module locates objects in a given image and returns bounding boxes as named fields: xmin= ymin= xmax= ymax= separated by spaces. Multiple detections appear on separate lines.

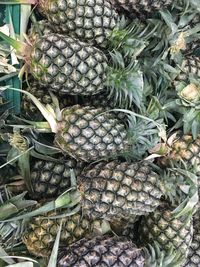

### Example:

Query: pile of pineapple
xmin=0 ymin=0 xmax=200 ymax=266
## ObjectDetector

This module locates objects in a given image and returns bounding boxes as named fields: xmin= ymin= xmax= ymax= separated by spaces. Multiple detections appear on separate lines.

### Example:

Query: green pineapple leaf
xmin=47 ymin=221 xmax=62 ymax=267
xmin=107 ymin=51 xmax=144 ymax=109
xmin=163 ymin=165 xmax=198 ymax=218
xmin=0 ymin=192 xmax=36 ymax=220
xmin=109 ymin=17 xmax=158 ymax=58
xmin=145 ymin=241 xmax=184 ymax=267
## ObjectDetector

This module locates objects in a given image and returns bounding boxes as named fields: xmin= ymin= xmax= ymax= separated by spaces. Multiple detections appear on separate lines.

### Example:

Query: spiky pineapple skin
xmin=184 ymin=41 xmax=200 ymax=56
xmin=30 ymin=34 xmax=108 ymax=95
xmin=140 ymin=208 xmax=193 ymax=262
xmin=58 ymin=235 xmax=144 ymax=267
xmin=184 ymin=211 xmax=200 ymax=267
xmin=29 ymin=157 xmax=84 ymax=199
xmin=37 ymin=0 xmax=117 ymax=47
xmin=28 ymin=20 xmax=55 ymax=43
xmin=22 ymin=212 xmax=106 ymax=257
xmin=109 ymin=0 xmax=172 ymax=18
xmin=177 ymin=56 xmax=200 ymax=82
xmin=54 ymin=105 xmax=130 ymax=162
xmin=78 ymin=160 xmax=164 ymax=220
xmin=166 ymin=134 xmax=200 ymax=175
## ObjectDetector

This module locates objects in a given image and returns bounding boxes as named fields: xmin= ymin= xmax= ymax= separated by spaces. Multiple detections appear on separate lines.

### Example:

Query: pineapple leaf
xmin=0 ymin=31 xmax=25 ymax=55
xmin=145 ymin=241 xmax=184 ymax=267
xmin=47 ymin=221 xmax=62 ymax=267
xmin=164 ymin=166 xmax=198 ymax=218
xmin=109 ymin=17 xmax=158 ymax=58
xmin=107 ymin=52 xmax=144 ymax=108
xmin=0 ymin=87 xmax=57 ymax=132
xmin=0 ymin=192 xmax=36 ymax=220
xmin=0 ymin=246 xmax=15 ymax=264
xmin=160 ymin=10 xmax=178 ymax=36
xmin=5 ymin=263 xmax=34 ymax=267
xmin=0 ymin=192 xmax=77 ymax=222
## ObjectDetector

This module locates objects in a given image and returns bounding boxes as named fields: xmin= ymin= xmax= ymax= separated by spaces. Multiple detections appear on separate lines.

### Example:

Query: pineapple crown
xmin=168 ymin=81 xmax=200 ymax=139
xmin=135 ymin=4 xmax=200 ymax=66
xmin=161 ymin=163 xmax=198 ymax=219
xmin=106 ymin=52 xmax=144 ymax=109
xmin=0 ymin=30 xmax=33 ymax=80
xmin=109 ymin=16 xmax=158 ymax=58
xmin=144 ymin=241 xmax=184 ymax=267
xmin=0 ymin=29 xmax=145 ymax=109
xmin=109 ymin=108 xmax=167 ymax=159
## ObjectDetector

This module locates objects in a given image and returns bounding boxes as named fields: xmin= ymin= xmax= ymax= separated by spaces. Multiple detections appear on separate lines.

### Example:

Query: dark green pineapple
xmin=30 ymin=156 xmax=84 ymax=199
xmin=58 ymin=235 xmax=183 ymax=267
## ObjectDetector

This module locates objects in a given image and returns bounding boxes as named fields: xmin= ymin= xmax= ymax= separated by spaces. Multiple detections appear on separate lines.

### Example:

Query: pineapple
xmin=139 ymin=166 xmax=198 ymax=265
xmin=58 ymin=236 xmax=144 ymax=267
xmin=28 ymin=20 xmax=55 ymax=43
xmin=16 ymin=85 xmax=162 ymax=162
xmin=54 ymin=105 xmax=130 ymax=162
xmin=22 ymin=211 xmax=110 ymax=257
xmin=184 ymin=211 xmax=200 ymax=267
xmin=29 ymin=34 xmax=108 ymax=96
xmin=77 ymin=160 xmax=164 ymax=221
xmin=31 ymin=0 xmax=118 ymax=47
xmin=140 ymin=206 xmax=193 ymax=265
xmin=22 ymin=82 xmax=75 ymax=120
xmin=109 ymin=0 xmax=173 ymax=18
xmin=29 ymin=156 xmax=84 ymax=199
xmin=0 ymin=32 xmax=142 ymax=105
xmin=58 ymin=235 xmax=182 ymax=267
xmin=3 ymin=0 xmax=150 ymax=51
xmin=75 ymin=161 xmax=198 ymax=222
xmin=158 ymin=133 xmax=200 ymax=177
xmin=17 ymin=81 xmax=161 ymax=162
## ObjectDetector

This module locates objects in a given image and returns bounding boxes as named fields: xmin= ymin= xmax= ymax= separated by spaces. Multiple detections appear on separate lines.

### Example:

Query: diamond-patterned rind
xmin=109 ymin=0 xmax=172 ymax=18
xmin=177 ymin=56 xmax=200 ymax=82
xmin=54 ymin=105 xmax=130 ymax=162
xmin=170 ymin=134 xmax=200 ymax=177
xmin=184 ymin=211 xmax=200 ymax=267
xmin=79 ymin=160 xmax=163 ymax=220
xmin=30 ymin=34 xmax=108 ymax=95
xmin=30 ymin=157 xmax=83 ymax=199
xmin=58 ymin=235 xmax=144 ymax=267
xmin=38 ymin=0 xmax=117 ymax=47
xmin=140 ymin=209 xmax=193 ymax=261
xmin=22 ymin=213 xmax=100 ymax=257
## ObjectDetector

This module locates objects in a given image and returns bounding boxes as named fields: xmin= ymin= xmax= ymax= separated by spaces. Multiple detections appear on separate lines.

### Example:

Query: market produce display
xmin=0 ymin=0 xmax=200 ymax=266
